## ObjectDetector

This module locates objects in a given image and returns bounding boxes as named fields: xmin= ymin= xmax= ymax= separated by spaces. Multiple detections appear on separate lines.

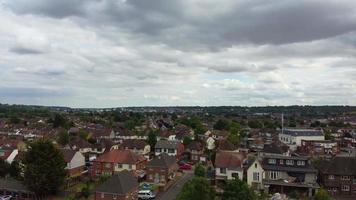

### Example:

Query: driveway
xmin=157 ymin=171 xmax=194 ymax=200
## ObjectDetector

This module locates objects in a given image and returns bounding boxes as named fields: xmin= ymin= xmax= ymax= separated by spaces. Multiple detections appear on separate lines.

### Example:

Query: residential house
xmin=279 ymin=129 xmax=324 ymax=150
xmin=247 ymin=155 xmax=319 ymax=197
xmin=146 ymin=154 xmax=178 ymax=185
xmin=94 ymin=170 xmax=138 ymax=200
xmin=0 ymin=146 xmax=18 ymax=164
xmin=215 ymin=151 xmax=246 ymax=183
xmin=61 ymin=149 xmax=86 ymax=178
xmin=318 ymin=157 xmax=356 ymax=197
xmin=184 ymin=141 xmax=206 ymax=163
xmin=154 ymin=140 xmax=184 ymax=159
xmin=91 ymin=149 xmax=146 ymax=177
xmin=119 ymin=139 xmax=150 ymax=156
xmin=217 ymin=139 xmax=238 ymax=152
xmin=258 ymin=143 xmax=290 ymax=157
xmin=297 ymin=140 xmax=340 ymax=157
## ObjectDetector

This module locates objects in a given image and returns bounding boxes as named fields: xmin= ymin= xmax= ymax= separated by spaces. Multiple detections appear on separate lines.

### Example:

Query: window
xmin=286 ymin=160 xmax=294 ymax=166
xmin=297 ymin=160 xmax=305 ymax=166
xmin=328 ymin=175 xmax=335 ymax=180
xmin=168 ymin=149 xmax=175 ymax=153
xmin=270 ymin=171 xmax=279 ymax=180
xmin=279 ymin=160 xmax=284 ymax=165
xmin=341 ymin=185 xmax=350 ymax=191
xmin=105 ymin=163 xmax=111 ymax=168
xmin=255 ymin=163 xmax=258 ymax=168
xmin=220 ymin=168 xmax=226 ymax=174
xmin=268 ymin=159 xmax=276 ymax=164
xmin=117 ymin=164 xmax=122 ymax=169
xmin=341 ymin=176 xmax=350 ymax=181
xmin=113 ymin=194 xmax=117 ymax=199
xmin=128 ymin=165 xmax=132 ymax=169
xmin=232 ymin=173 xmax=239 ymax=179
xmin=253 ymin=172 xmax=260 ymax=181
xmin=353 ymin=178 xmax=356 ymax=184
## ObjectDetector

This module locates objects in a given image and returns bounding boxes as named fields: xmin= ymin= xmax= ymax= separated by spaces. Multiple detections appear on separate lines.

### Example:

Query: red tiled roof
xmin=215 ymin=151 xmax=245 ymax=169
xmin=95 ymin=149 xmax=146 ymax=164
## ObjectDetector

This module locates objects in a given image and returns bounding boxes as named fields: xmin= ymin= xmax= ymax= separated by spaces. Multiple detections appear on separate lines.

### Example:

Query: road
xmin=157 ymin=172 xmax=194 ymax=200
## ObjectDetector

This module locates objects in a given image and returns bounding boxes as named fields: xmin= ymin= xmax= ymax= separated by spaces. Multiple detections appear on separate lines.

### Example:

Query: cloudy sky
xmin=0 ymin=0 xmax=356 ymax=107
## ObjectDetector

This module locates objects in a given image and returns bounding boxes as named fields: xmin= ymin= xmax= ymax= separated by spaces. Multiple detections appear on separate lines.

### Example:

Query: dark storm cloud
xmin=5 ymin=0 xmax=356 ymax=48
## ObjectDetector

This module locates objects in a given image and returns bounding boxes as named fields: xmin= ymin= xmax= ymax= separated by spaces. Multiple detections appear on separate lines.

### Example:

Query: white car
xmin=138 ymin=190 xmax=155 ymax=200
xmin=0 ymin=195 xmax=13 ymax=200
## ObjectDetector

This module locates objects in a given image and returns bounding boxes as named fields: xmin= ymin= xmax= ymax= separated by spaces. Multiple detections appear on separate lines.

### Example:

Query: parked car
xmin=179 ymin=163 xmax=192 ymax=170
xmin=138 ymin=190 xmax=155 ymax=200
xmin=0 ymin=195 xmax=13 ymax=200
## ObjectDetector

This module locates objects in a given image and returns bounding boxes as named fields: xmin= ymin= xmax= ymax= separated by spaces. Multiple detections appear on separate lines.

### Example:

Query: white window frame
xmin=268 ymin=159 xmax=276 ymax=164
xmin=286 ymin=160 xmax=294 ymax=166
xmin=328 ymin=175 xmax=335 ymax=180
xmin=297 ymin=160 xmax=305 ymax=166
xmin=253 ymin=172 xmax=260 ymax=181
xmin=341 ymin=185 xmax=350 ymax=191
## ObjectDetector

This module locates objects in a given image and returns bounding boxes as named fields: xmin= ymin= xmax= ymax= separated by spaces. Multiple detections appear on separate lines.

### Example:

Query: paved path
xmin=157 ymin=172 xmax=194 ymax=200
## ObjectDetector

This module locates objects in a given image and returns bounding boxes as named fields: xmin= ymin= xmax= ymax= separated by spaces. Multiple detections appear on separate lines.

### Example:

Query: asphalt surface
xmin=157 ymin=171 xmax=194 ymax=200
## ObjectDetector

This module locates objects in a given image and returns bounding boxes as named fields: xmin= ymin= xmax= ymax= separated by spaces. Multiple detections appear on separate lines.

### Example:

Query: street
xmin=157 ymin=172 xmax=194 ymax=200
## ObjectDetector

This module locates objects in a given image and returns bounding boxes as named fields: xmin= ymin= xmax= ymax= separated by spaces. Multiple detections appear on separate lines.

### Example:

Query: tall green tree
xmin=52 ymin=114 xmax=67 ymax=128
xmin=147 ymin=130 xmax=158 ymax=149
xmin=57 ymin=131 xmax=70 ymax=146
xmin=194 ymin=164 xmax=206 ymax=177
xmin=23 ymin=139 xmax=67 ymax=197
xmin=183 ymin=136 xmax=193 ymax=146
xmin=214 ymin=119 xmax=230 ymax=130
xmin=176 ymin=177 xmax=215 ymax=200
xmin=9 ymin=160 xmax=20 ymax=179
xmin=314 ymin=188 xmax=332 ymax=200
xmin=222 ymin=178 xmax=256 ymax=200
xmin=0 ymin=159 xmax=10 ymax=177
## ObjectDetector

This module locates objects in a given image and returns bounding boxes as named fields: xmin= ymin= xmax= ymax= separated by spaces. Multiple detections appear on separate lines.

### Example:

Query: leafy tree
xmin=9 ymin=160 xmax=20 ymax=179
xmin=147 ymin=130 xmax=157 ymax=149
xmin=183 ymin=136 xmax=193 ymax=146
xmin=194 ymin=164 xmax=206 ymax=177
xmin=52 ymin=114 xmax=67 ymax=128
xmin=9 ymin=115 xmax=21 ymax=124
xmin=57 ymin=131 xmax=70 ymax=146
xmin=222 ymin=178 xmax=256 ymax=200
xmin=23 ymin=139 xmax=67 ymax=196
xmin=176 ymin=177 xmax=215 ymax=200
xmin=247 ymin=120 xmax=263 ymax=129
xmin=0 ymin=159 xmax=10 ymax=177
xmin=214 ymin=119 xmax=230 ymax=130
xmin=314 ymin=188 xmax=332 ymax=200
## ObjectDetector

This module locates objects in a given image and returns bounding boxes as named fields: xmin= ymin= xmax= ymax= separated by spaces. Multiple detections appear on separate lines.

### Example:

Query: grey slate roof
xmin=155 ymin=140 xmax=180 ymax=149
xmin=95 ymin=170 xmax=138 ymax=195
xmin=319 ymin=157 xmax=356 ymax=175
xmin=147 ymin=153 xmax=177 ymax=168
xmin=282 ymin=129 xmax=323 ymax=137
xmin=0 ymin=179 xmax=32 ymax=193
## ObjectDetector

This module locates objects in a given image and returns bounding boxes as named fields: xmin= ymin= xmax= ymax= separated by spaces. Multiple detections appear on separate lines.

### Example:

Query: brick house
xmin=297 ymin=140 xmax=340 ymax=157
xmin=119 ymin=139 xmax=151 ymax=156
xmin=94 ymin=170 xmax=138 ymax=200
xmin=61 ymin=149 xmax=86 ymax=178
xmin=318 ymin=157 xmax=356 ymax=198
xmin=184 ymin=141 xmax=206 ymax=163
xmin=154 ymin=140 xmax=184 ymax=159
xmin=91 ymin=149 xmax=146 ymax=177
xmin=146 ymin=154 xmax=178 ymax=185
xmin=215 ymin=151 xmax=246 ymax=183
xmin=247 ymin=155 xmax=319 ymax=197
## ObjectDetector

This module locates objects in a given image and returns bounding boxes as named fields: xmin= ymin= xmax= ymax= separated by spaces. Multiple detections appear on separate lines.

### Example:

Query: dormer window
xmin=286 ymin=160 xmax=294 ymax=165
xmin=341 ymin=176 xmax=350 ymax=180
xmin=297 ymin=160 xmax=305 ymax=166
xmin=268 ymin=159 xmax=276 ymax=164
xmin=328 ymin=175 xmax=335 ymax=180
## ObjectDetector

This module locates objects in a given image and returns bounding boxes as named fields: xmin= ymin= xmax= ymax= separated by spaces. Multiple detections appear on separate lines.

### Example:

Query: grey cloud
xmin=10 ymin=47 xmax=45 ymax=54
xmin=5 ymin=0 xmax=356 ymax=49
